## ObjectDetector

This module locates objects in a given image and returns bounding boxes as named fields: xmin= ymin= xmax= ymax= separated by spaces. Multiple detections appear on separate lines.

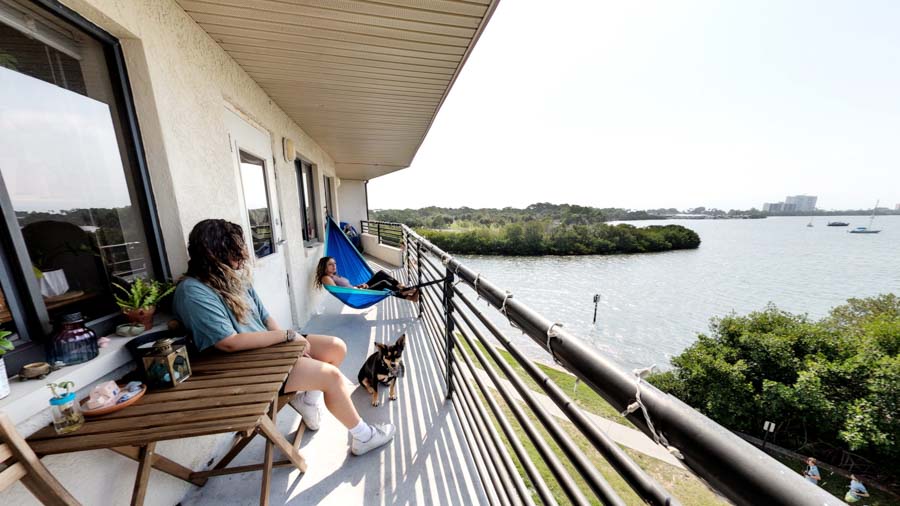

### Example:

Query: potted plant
xmin=0 ymin=330 xmax=13 ymax=400
xmin=113 ymin=278 xmax=175 ymax=331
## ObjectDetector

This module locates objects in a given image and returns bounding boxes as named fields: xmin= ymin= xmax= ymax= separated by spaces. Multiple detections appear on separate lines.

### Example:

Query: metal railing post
xmin=444 ymin=268 xmax=455 ymax=400
xmin=416 ymin=241 xmax=423 ymax=318
xmin=377 ymin=222 xmax=382 ymax=244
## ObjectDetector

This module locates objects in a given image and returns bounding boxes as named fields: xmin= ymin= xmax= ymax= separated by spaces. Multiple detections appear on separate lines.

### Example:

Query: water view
xmin=458 ymin=215 xmax=900 ymax=370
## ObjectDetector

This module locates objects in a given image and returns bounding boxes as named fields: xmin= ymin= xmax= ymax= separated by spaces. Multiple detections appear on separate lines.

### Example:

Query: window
xmin=323 ymin=176 xmax=334 ymax=219
xmin=238 ymin=151 xmax=273 ymax=258
xmin=0 ymin=0 xmax=165 ymax=374
xmin=296 ymin=159 xmax=318 ymax=242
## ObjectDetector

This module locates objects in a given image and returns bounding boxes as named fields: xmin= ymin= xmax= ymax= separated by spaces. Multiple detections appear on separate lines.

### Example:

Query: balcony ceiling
xmin=177 ymin=0 xmax=499 ymax=180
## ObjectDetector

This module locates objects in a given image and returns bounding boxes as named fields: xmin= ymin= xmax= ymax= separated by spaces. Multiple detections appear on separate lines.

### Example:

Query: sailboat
xmin=806 ymin=217 xmax=814 ymax=228
xmin=849 ymin=200 xmax=882 ymax=234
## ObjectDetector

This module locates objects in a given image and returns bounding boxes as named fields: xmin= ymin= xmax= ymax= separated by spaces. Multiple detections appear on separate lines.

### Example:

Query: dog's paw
xmin=389 ymin=394 xmax=397 ymax=401
xmin=371 ymin=399 xmax=380 ymax=407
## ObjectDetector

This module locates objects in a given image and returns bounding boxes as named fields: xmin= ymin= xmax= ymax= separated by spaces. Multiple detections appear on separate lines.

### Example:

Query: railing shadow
xmin=286 ymin=294 xmax=485 ymax=505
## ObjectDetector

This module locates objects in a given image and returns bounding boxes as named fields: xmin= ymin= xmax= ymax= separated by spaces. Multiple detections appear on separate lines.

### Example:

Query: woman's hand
xmin=355 ymin=283 xmax=369 ymax=289
xmin=298 ymin=334 xmax=311 ymax=357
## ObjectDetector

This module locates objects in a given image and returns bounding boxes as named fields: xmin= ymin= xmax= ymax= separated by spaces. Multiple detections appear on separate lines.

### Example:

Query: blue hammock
xmin=324 ymin=217 xmax=394 ymax=309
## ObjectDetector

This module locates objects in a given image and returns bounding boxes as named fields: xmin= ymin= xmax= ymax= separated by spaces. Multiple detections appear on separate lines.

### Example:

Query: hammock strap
xmin=621 ymin=365 xmax=684 ymax=460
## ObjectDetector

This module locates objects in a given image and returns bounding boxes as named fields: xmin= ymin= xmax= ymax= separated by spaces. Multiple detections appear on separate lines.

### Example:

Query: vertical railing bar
xmin=417 ymin=240 xmax=616 ymax=505
xmin=444 ymin=268 xmax=455 ymax=400
xmin=448 ymin=371 xmax=508 ymax=506
xmin=449 ymin=303 xmax=626 ymax=505
xmin=418 ymin=284 xmax=509 ymax=505
xmin=454 ymin=292 xmax=679 ymax=506
xmin=405 ymin=298 xmax=596 ymax=504
xmin=450 ymin=362 xmax=518 ymax=506
xmin=416 ymin=241 xmax=423 ymax=318
xmin=447 ymin=329 xmax=549 ymax=505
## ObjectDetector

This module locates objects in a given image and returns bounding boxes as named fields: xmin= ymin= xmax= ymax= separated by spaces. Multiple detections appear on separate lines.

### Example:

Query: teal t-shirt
xmin=173 ymin=277 xmax=271 ymax=351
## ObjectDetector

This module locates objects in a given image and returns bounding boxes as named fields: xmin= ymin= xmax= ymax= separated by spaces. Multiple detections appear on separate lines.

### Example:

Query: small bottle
xmin=50 ymin=391 xmax=84 ymax=434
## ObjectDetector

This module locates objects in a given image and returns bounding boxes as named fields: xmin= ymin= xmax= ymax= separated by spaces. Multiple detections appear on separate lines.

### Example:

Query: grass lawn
xmin=461 ymin=337 xmax=633 ymax=426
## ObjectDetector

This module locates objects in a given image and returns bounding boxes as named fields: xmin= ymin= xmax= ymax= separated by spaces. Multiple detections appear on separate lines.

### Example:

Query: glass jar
xmin=50 ymin=392 xmax=84 ymax=434
xmin=48 ymin=312 xmax=98 ymax=366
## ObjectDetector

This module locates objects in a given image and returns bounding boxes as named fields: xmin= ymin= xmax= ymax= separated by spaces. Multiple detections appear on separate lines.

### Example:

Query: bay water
xmin=456 ymin=216 xmax=900 ymax=370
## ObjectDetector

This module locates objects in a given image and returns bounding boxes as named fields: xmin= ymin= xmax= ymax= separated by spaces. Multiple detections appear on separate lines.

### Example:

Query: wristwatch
xmin=285 ymin=329 xmax=298 ymax=343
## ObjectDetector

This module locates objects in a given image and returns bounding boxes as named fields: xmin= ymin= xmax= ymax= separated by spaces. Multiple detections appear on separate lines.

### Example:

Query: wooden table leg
xmin=258 ymin=416 xmax=307 ymax=473
xmin=131 ymin=442 xmax=156 ymax=506
xmin=112 ymin=446 xmax=200 ymax=486
xmin=259 ymin=404 xmax=275 ymax=506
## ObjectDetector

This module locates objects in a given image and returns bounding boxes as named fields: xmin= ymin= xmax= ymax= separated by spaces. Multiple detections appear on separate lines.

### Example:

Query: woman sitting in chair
xmin=173 ymin=219 xmax=394 ymax=455
xmin=315 ymin=256 xmax=419 ymax=303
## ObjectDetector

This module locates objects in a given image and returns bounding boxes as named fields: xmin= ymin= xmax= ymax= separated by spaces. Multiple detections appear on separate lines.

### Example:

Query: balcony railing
xmin=360 ymin=220 xmax=402 ymax=248
xmin=364 ymin=220 xmax=840 ymax=506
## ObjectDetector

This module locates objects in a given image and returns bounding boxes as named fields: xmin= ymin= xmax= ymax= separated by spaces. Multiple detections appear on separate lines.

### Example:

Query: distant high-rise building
xmin=895 ymin=203 xmax=900 ymax=210
xmin=763 ymin=202 xmax=784 ymax=212
xmin=785 ymin=195 xmax=817 ymax=212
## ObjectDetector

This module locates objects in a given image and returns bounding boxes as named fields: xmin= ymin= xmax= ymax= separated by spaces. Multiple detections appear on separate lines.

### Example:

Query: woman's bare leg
xmin=304 ymin=333 xmax=347 ymax=366
xmin=284 ymin=356 xmax=361 ymax=429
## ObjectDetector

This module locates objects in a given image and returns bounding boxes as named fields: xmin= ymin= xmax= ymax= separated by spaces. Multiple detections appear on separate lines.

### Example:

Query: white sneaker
xmin=351 ymin=423 xmax=396 ymax=456
xmin=289 ymin=393 xmax=322 ymax=431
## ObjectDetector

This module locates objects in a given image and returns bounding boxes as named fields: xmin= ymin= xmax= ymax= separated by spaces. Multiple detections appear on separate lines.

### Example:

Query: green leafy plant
xmin=112 ymin=278 xmax=175 ymax=310
xmin=0 ymin=330 xmax=13 ymax=357
xmin=47 ymin=380 xmax=75 ymax=399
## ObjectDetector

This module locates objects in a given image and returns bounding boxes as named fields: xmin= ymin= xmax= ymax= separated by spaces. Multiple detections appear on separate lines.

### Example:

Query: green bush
xmin=648 ymin=294 xmax=900 ymax=479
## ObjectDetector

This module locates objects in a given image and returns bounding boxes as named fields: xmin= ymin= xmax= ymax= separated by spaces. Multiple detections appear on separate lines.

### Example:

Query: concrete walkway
xmin=181 ymin=294 xmax=487 ymax=506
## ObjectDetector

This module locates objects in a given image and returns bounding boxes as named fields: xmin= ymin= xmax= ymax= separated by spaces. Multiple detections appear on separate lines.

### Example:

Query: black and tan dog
xmin=358 ymin=334 xmax=406 ymax=406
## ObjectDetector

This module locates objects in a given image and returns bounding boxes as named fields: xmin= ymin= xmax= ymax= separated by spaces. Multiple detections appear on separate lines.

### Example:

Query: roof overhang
xmin=177 ymin=0 xmax=500 ymax=181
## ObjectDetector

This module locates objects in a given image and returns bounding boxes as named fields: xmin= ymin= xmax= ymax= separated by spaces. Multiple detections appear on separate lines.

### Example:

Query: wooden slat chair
xmin=0 ymin=413 xmax=80 ymax=505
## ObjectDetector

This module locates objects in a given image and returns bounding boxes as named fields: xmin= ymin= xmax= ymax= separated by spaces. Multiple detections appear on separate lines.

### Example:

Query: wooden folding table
xmin=27 ymin=341 xmax=308 ymax=506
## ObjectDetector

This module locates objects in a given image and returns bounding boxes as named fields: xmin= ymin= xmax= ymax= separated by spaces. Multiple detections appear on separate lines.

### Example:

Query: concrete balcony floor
xmin=182 ymin=284 xmax=487 ymax=505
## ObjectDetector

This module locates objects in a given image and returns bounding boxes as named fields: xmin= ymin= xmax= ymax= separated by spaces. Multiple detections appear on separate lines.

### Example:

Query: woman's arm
xmin=214 ymin=329 xmax=307 ymax=352
xmin=321 ymin=275 xmax=336 ymax=286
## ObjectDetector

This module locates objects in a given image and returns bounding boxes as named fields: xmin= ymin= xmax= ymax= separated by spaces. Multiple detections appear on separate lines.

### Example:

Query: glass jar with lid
xmin=49 ymin=391 xmax=84 ymax=434
xmin=48 ymin=312 xmax=98 ymax=366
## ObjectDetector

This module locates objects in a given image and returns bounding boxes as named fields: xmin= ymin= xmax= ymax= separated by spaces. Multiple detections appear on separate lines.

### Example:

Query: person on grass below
xmin=173 ymin=219 xmax=394 ymax=456
xmin=845 ymin=475 xmax=870 ymax=503
xmin=315 ymin=256 xmax=419 ymax=303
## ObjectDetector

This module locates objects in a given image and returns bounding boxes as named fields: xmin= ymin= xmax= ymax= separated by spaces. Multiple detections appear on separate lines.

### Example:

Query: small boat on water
xmin=849 ymin=201 xmax=882 ymax=234
xmin=827 ymin=221 xmax=849 ymax=227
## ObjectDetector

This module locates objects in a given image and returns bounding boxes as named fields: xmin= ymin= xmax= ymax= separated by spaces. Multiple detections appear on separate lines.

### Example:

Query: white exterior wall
xmin=60 ymin=0 xmax=342 ymax=326
xmin=337 ymin=180 xmax=369 ymax=232
xmin=0 ymin=0 xmax=359 ymax=504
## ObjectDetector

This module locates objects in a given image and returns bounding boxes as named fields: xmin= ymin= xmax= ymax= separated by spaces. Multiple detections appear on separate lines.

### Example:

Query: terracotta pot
xmin=123 ymin=306 xmax=156 ymax=331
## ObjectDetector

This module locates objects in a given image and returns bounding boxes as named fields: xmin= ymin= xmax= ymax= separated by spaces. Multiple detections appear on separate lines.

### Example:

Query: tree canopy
xmin=649 ymin=294 xmax=900 ymax=480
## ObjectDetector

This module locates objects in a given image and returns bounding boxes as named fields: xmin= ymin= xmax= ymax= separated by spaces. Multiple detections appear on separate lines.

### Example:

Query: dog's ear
xmin=395 ymin=333 xmax=406 ymax=350
xmin=374 ymin=342 xmax=387 ymax=353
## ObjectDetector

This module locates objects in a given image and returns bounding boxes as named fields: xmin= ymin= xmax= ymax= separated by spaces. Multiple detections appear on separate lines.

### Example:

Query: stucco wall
xmin=0 ymin=0 xmax=353 ymax=504
xmin=337 ymin=180 xmax=369 ymax=232
xmin=361 ymin=234 xmax=403 ymax=267
xmin=59 ymin=0 xmax=335 ymax=326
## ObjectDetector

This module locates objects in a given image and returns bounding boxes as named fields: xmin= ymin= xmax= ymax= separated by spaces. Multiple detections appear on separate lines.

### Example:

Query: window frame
xmin=323 ymin=175 xmax=334 ymax=219
xmin=238 ymin=149 xmax=275 ymax=259
xmin=0 ymin=0 xmax=168 ymax=375
xmin=296 ymin=159 xmax=319 ymax=244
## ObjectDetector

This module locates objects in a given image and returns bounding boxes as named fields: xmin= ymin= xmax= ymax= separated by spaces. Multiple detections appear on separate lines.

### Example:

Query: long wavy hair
xmin=184 ymin=219 xmax=252 ymax=323
xmin=314 ymin=256 xmax=333 ymax=290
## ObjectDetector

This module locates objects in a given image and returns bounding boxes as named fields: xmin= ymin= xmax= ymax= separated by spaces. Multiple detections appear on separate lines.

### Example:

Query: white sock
xmin=303 ymin=391 xmax=323 ymax=406
xmin=349 ymin=420 xmax=374 ymax=442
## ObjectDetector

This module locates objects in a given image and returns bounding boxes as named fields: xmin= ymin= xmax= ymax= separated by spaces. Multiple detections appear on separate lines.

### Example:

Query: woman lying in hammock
xmin=315 ymin=256 xmax=419 ymax=303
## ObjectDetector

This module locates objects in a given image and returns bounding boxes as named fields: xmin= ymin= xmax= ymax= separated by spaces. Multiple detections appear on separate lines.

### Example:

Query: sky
xmin=368 ymin=0 xmax=900 ymax=211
